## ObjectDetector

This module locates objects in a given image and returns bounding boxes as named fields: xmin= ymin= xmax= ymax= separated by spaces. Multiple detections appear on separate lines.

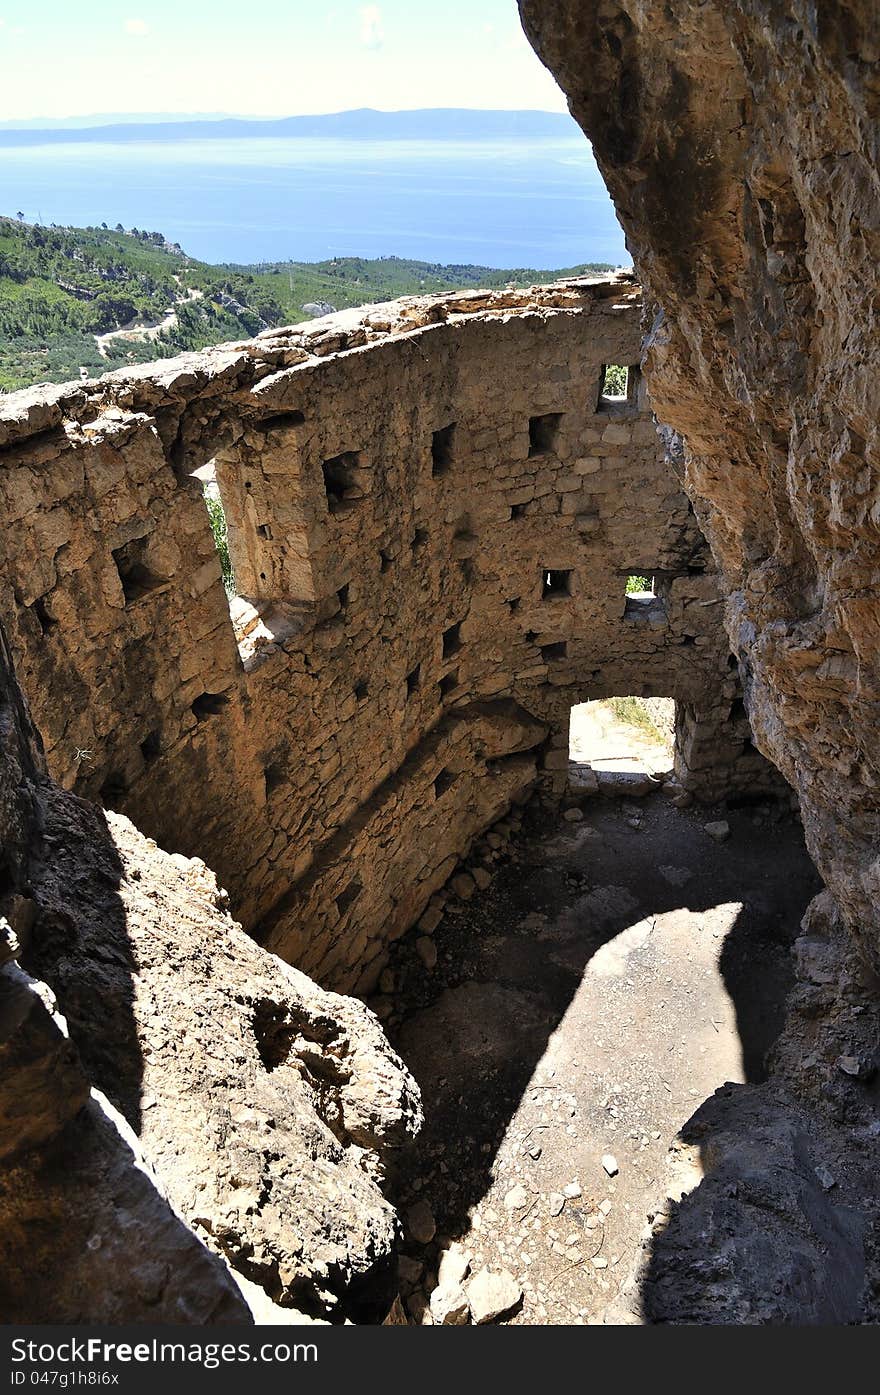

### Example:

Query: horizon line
xmin=0 ymin=105 xmax=572 ymax=128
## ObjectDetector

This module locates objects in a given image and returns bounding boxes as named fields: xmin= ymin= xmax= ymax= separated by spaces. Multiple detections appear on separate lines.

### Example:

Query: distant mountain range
xmin=0 ymin=108 xmax=580 ymax=147
xmin=0 ymin=113 xmax=234 ymax=130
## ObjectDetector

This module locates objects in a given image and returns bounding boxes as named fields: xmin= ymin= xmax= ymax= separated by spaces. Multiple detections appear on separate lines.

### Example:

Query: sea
xmin=0 ymin=135 xmax=626 ymax=269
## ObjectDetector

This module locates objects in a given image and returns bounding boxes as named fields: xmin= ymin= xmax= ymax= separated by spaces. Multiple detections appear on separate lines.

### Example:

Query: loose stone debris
xmin=385 ymin=790 xmax=819 ymax=1323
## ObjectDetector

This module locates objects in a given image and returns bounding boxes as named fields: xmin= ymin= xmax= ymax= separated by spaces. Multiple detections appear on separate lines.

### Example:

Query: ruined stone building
xmin=1 ymin=1 xmax=878 ymax=1326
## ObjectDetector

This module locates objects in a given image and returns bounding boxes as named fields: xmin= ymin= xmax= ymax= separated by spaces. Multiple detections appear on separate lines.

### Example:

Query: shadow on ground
xmin=385 ymin=790 xmax=822 ymax=1319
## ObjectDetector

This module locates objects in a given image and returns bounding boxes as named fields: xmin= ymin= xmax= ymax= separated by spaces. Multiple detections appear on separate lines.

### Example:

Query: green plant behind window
xmin=603 ymin=364 xmax=629 ymax=398
xmin=625 ymin=574 xmax=650 ymax=594
xmin=204 ymin=492 xmax=235 ymax=598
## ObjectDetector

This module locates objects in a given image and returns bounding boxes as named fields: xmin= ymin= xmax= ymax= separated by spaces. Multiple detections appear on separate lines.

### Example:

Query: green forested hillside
xmin=0 ymin=216 xmax=615 ymax=392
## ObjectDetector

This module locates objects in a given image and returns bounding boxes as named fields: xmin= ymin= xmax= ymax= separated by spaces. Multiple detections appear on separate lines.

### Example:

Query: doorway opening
xmin=568 ymin=696 xmax=674 ymax=795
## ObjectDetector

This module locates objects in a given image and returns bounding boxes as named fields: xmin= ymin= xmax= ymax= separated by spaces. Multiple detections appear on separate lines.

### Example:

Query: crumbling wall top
xmin=0 ymin=273 xmax=639 ymax=447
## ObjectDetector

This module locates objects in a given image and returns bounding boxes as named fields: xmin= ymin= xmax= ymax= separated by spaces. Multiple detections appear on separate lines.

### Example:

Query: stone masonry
xmin=0 ymin=275 xmax=781 ymax=994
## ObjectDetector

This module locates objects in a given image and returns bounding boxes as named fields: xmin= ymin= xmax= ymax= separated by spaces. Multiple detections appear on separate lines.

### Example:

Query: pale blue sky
xmin=0 ymin=2 xmax=567 ymax=121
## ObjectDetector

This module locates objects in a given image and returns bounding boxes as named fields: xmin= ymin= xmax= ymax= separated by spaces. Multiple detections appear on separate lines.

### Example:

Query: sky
xmin=0 ymin=2 xmax=568 ymax=122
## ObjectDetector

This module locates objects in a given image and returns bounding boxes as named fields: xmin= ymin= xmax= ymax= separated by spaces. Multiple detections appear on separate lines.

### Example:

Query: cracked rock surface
xmin=520 ymin=0 xmax=880 ymax=975
xmin=0 ymin=621 xmax=421 ymax=1322
xmin=23 ymin=787 xmax=422 ymax=1319
xmin=518 ymin=0 xmax=880 ymax=1321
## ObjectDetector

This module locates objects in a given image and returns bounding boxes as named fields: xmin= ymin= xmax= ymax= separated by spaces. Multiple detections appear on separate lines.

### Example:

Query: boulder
xmin=429 ymin=1282 xmax=470 ymax=1325
xmin=466 ymin=1267 xmax=522 ymax=1324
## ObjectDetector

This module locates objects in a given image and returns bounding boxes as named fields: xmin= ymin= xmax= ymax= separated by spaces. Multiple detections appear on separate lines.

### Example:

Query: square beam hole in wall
xmin=542 ymin=569 xmax=572 ymax=600
xmin=252 ymin=410 xmax=305 ymax=434
xmin=434 ymin=768 xmax=456 ymax=799
xmin=528 ymin=413 xmax=563 ymax=458
xmin=412 ymin=527 xmax=429 ymax=552
xmin=442 ymin=621 xmax=463 ymax=659
xmin=439 ymin=670 xmax=458 ymax=700
xmin=406 ymin=664 xmax=421 ymax=696
xmin=112 ymin=536 xmax=165 ymax=605
xmin=337 ymin=583 xmax=350 ymax=611
xmin=322 ymin=451 xmax=361 ymax=515
xmin=139 ymin=730 xmax=161 ymax=765
xmin=264 ymin=761 xmax=286 ymax=797
xmin=432 ymin=422 xmax=456 ymax=477
xmin=335 ymin=877 xmax=362 ymax=920
xmin=540 ymin=641 xmax=568 ymax=662
xmin=191 ymin=691 xmax=230 ymax=722
xmin=355 ymin=679 xmax=369 ymax=702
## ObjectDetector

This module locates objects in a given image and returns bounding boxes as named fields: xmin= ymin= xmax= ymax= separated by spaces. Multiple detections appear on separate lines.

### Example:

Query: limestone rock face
xmin=638 ymin=1084 xmax=870 ymax=1325
xmin=0 ymin=627 xmax=247 ymax=1322
xmin=23 ymin=786 xmax=422 ymax=1319
xmin=0 ymin=966 xmax=87 ymax=1160
xmin=0 ymin=625 xmax=421 ymax=1322
xmin=519 ymin=0 xmax=880 ymax=1323
xmin=519 ymin=0 xmax=880 ymax=972
xmin=1 ymin=1073 xmax=253 ymax=1325
xmin=608 ymin=895 xmax=880 ymax=1326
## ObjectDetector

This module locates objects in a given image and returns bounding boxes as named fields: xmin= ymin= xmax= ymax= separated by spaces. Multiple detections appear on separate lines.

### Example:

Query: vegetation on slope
xmin=0 ymin=215 xmax=615 ymax=392
xmin=607 ymin=697 xmax=674 ymax=752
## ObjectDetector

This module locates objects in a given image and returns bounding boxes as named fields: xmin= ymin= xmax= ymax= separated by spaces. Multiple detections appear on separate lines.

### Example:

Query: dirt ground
xmin=385 ymin=788 xmax=822 ymax=1324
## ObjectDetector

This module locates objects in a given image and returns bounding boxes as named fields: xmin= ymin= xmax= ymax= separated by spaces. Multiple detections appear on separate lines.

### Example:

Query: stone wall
xmin=0 ymin=277 xmax=778 ymax=992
